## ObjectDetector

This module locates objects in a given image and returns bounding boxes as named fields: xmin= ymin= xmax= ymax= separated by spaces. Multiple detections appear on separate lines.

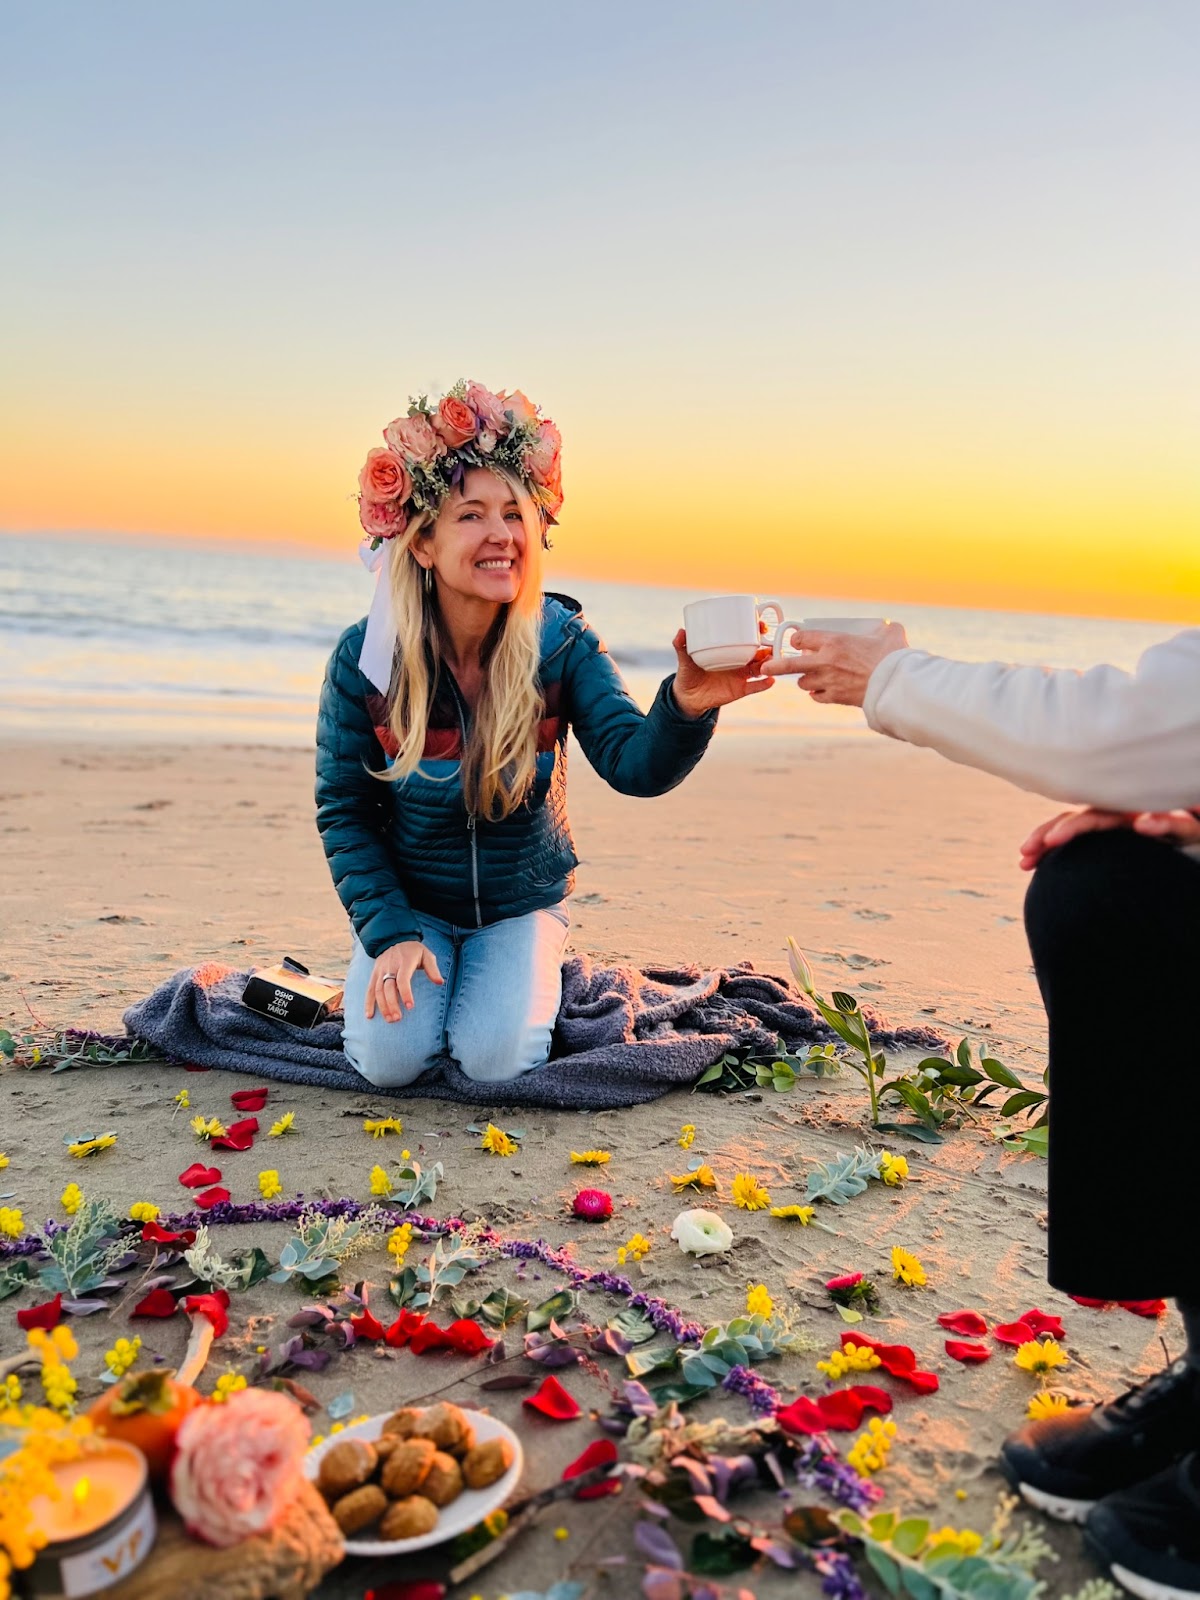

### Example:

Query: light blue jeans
xmin=341 ymin=903 xmax=570 ymax=1088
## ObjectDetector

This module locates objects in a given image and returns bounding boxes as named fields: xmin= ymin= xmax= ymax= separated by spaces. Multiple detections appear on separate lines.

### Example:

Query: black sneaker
xmin=1085 ymin=1453 xmax=1200 ymax=1600
xmin=998 ymin=1358 xmax=1200 ymax=1524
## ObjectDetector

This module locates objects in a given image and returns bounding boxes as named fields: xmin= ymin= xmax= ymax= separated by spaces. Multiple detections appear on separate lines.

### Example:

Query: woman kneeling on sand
xmin=316 ymin=381 xmax=770 ymax=1088
xmin=765 ymin=621 xmax=1200 ymax=1600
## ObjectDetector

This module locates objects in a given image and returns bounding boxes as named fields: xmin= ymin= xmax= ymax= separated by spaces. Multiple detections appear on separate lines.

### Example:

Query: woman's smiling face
xmin=420 ymin=467 xmax=527 ymax=605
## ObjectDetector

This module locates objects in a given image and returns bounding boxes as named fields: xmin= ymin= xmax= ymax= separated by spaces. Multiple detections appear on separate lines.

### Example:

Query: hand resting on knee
xmin=366 ymin=942 xmax=444 ymax=1023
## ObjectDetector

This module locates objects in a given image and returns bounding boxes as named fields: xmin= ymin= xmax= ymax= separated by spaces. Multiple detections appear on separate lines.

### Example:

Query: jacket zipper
xmin=447 ymin=674 xmax=484 ymax=929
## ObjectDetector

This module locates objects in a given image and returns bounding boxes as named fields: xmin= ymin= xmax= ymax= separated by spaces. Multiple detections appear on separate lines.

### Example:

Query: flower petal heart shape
xmin=992 ymin=1320 xmax=1036 ymax=1347
xmin=563 ymin=1438 xmax=621 ymax=1498
xmin=179 ymin=1163 xmax=222 ymax=1188
xmin=523 ymin=1375 xmax=581 ymax=1420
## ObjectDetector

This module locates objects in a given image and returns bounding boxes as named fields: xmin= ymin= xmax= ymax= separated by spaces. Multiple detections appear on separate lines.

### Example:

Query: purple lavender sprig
xmin=811 ymin=1550 xmax=870 ymax=1600
xmin=721 ymin=1362 xmax=781 ymax=1417
xmin=792 ymin=1439 xmax=884 ymax=1515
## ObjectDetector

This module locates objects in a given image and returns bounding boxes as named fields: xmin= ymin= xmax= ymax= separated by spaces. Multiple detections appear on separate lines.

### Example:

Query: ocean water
xmin=0 ymin=531 xmax=1185 ymax=745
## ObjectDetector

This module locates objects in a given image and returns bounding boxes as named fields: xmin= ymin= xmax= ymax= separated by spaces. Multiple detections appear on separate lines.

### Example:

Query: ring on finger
xmin=381 ymin=974 xmax=397 ymax=985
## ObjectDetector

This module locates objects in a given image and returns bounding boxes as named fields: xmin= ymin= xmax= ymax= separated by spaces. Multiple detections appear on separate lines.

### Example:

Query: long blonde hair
xmin=383 ymin=468 xmax=545 ymax=819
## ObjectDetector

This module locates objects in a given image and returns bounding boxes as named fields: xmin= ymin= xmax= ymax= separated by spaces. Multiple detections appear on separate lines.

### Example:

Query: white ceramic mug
xmin=682 ymin=594 xmax=784 ymax=672
xmin=770 ymin=615 xmax=888 ymax=661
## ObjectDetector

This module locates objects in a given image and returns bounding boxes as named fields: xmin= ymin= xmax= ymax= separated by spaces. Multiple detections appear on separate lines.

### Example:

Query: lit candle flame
xmin=73 ymin=1476 xmax=91 ymax=1511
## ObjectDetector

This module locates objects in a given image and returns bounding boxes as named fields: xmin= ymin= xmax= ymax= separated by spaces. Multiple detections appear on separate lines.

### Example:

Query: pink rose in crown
xmin=432 ymin=395 xmax=477 ymax=449
xmin=465 ymin=381 xmax=511 ymax=444
xmin=359 ymin=497 xmax=409 ymax=540
xmin=358 ymin=447 xmax=412 ymax=505
xmin=383 ymin=412 xmax=445 ymax=466
xmin=525 ymin=418 xmax=561 ymax=486
xmin=501 ymin=388 xmax=537 ymax=425
xmin=171 ymin=1388 xmax=310 ymax=1547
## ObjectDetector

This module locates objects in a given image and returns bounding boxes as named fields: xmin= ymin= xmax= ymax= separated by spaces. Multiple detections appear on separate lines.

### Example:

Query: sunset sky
xmin=3 ymin=2 xmax=1197 ymax=620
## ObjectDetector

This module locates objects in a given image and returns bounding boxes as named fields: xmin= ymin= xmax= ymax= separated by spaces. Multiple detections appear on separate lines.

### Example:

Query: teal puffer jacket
xmin=315 ymin=594 xmax=717 ymax=957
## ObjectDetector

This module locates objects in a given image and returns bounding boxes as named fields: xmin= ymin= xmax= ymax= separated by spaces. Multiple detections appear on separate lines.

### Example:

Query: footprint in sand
xmin=853 ymin=908 xmax=892 ymax=921
xmin=830 ymin=952 xmax=889 ymax=970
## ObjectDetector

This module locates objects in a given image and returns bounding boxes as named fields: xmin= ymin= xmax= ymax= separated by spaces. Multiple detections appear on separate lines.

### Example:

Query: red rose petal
xmin=906 ymin=1369 xmax=942 ymax=1395
xmin=846 ymin=1384 xmax=893 ymax=1416
xmin=141 ymin=1220 xmax=197 ymax=1246
xmin=350 ymin=1310 xmax=386 ymax=1341
xmin=1019 ymin=1308 xmax=1065 ymax=1339
xmin=937 ymin=1310 xmax=989 ymax=1338
xmin=364 ymin=1583 xmax=447 ymax=1600
xmin=17 ymin=1293 xmax=63 ymax=1332
xmin=231 ymin=1088 xmax=269 ymax=1111
xmin=945 ymin=1340 xmax=992 ymax=1364
xmin=385 ymin=1310 xmax=425 ymax=1348
xmin=841 ymin=1331 xmax=938 ymax=1393
xmin=816 ymin=1389 xmax=868 ymax=1430
xmin=179 ymin=1163 xmax=222 ymax=1188
xmin=563 ymin=1437 xmax=621 ymax=1499
xmin=992 ymin=1320 xmax=1036 ymax=1347
xmin=183 ymin=1290 xmax=230 ymax=1338
xmin=1070 ymin=1296 xmax=1109 ymax=1309
xmin=408 ymin=1321 xmax=451 ymax=1354
xmin=132 ymin=1288 xmax=179 ymax=1319
xmin=523 ymin=1375 xmax=581 ymax=1420
xmin=776 ymin=1396 xmax=828 ymax=1436
xmin=194 ymin=1186 xmax=231 ymax=1210
xmin=443 ymin=1319 xmax=494 ymax=1356
xmin=210 ymin=1116 xmax=259 ymax=1152
xmin=1119 ymin=1299 xmax=1167 ymax=1318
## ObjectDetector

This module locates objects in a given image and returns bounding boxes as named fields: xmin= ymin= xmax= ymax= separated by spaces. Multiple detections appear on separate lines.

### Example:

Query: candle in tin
xmin=23 ymin=1440 xmax=155 ymax=1598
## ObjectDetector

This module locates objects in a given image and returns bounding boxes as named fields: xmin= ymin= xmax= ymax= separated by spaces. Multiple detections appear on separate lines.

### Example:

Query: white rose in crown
xmin=670 ymin=1208 xmax=734 ymax=1256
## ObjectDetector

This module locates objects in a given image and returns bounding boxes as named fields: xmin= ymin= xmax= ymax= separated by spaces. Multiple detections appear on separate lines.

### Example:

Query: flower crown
xmin=356 ymin=380 xmax=563 ymax=548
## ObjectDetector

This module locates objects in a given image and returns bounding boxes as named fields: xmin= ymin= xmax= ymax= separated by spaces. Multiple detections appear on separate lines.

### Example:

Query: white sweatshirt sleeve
xmin=862 ymin=630 xmax=1200 ymax=812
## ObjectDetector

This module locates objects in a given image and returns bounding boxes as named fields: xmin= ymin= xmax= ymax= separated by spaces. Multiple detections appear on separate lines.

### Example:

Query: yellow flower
xmin=174 ymin=1089 xmax=190 ymax=1109
xmin=190 ymin=1116 xmax=225 ymax=1141
xmin=1014 ymin=1338 xmax=1070 ymax=1377
xmin=0 ymin=1207 xmax=23 ymax=1239
xmin=364 ymin=1117 xmax=403 ymax=1138
xmin=879 ymin=1152 xmax=909 ymax=1186
xmin=617 ymin=1233 xmax=652 ymax=1265
xmin=731 ymin=1173 xmax=771 ymax=1211
xmin=671 ymin=1165 xmax=716 ymax=1191
xmin=28 ymin=1327 xmax=79 ymax=1365
xmin=369 ymin=1164 xmax=392 ymax=1197
xmin=818 ymin=1341 xmax=881 ymax=1380
xmin=891 ymin=1246 xmax=927 ymax=1287
xmin=553 ymin=1526 xmax=569 ymax=1541
xmin=60 ymin=1183 xmax=83 ymax=1216
xmin=258 ymin=1169 xmax=283 ymax=1200
xmin=1027 ymin=1390 xmax=1072 ymax=1420
xmin=211 ymin=1373 xmax=247 ymax=1404
xmin=103 ymin=1337 xmax=141 ymax=1378
xmin=68 ymin=1134 xmax=116 ymax=1158
xmin=4 ymin=1373 xmax=22 ymax=1403
xmin=388 ymin=1223 xmax=414 ymax=1265
xmin=769 ymin=1204 xmax=816 ymax=1224
xmin=927 ymin=1527 xmax=983 ymax=1557
xmin=480 ymin=1123 xmax=519 ymax=1157
xmin=128 ymin=1202 xmax=159 ymax=1223
xmin=677 ymin=1125 xmax=696 ymax=1149
xmin=0 ymin=1152 xmax=8 ymax=1168
xmin=268 ymin=1112 xmax=296 ymax=1137
xmin=847 ymin=1416 xmax=897 ymax=1477
xmin=746 ymin=1284 xmax=774 ymax=1318
xmin=570 ymin=1150 xmax=611 ymax=1165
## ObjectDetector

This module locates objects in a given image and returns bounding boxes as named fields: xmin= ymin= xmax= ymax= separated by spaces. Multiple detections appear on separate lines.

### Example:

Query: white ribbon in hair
xmin=358 ymin=538 xmax=397 ymax=694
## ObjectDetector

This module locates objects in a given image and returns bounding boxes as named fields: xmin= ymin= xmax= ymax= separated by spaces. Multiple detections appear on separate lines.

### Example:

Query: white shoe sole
xmin=1016 ymin=1481 xmax=1095 ymax=1523
xmin=1110 ymin=1562 xmax=1200 ymax=1600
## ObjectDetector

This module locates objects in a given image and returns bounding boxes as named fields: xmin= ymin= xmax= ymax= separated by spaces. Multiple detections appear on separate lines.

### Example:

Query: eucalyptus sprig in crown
xmin=357 ymin=379 xmax=563 ymax=547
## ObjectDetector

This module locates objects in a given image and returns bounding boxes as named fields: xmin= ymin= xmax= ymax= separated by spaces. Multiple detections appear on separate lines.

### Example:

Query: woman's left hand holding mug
xmin=670 ymin=629 xmax=776 ymax=718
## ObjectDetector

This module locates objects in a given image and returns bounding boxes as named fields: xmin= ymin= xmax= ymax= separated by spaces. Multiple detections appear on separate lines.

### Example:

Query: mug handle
xmin=771 ymin=619 xmax=808 ymax=658
xmin=756 ymin=599 xmax=784 ymax=635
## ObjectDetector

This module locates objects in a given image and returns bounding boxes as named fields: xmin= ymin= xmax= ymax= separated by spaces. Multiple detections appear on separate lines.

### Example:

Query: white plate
xmin=304 ymin=1409 xmax=523 ymax=1557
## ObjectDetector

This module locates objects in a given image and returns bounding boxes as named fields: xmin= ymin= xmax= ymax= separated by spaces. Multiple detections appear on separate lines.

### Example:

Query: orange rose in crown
xmin=171 ymin=1388 xmax=310 ymax=1547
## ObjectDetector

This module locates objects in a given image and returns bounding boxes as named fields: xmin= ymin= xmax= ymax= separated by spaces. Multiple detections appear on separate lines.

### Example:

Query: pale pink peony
xmin=358 ymin=496 xmax=408 ymax=540
xmin=465 ymin=381 xmax=511 ymax=439
xmin=170 ymin=1389 xmax=310 ymax=1548
xmin=525 ymin=418 xmax=563 ymax=515
xmin=500 ymin=389 xmax=538 ymax=425
xmin=383 ymin=412 xmax=445 ymax=466
xmin=431 ymin=394 xmax=477 ymax=449
xmin=358 ymin=447 xmax=412 ymax=504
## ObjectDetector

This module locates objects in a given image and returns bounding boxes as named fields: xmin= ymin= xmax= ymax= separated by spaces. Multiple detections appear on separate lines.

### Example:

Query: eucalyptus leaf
xmin=607 ymin=1307 xmax=658 ymax=1345
xmin=475 ymin=1286 xmax=529 ymax=1328
xmin=0 ymin=1260 xmax=33 ymax=1301
xmin=527 ymin=1288 xmax=576 ymax=1331
xmin=627 ymin=1345 xmax=681 ymax=1379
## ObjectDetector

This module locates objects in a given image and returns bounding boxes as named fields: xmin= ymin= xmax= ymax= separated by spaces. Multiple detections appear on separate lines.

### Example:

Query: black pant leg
xmin=1024 ymin=829 xmax=1200 ymax=1301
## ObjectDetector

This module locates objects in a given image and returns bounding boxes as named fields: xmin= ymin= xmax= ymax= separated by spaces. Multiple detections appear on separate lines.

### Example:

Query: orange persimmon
xmin=88 ymin=1369 xmax=204 ymax=1479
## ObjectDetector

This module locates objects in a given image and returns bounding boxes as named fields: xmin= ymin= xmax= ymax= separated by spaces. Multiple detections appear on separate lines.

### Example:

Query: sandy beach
xmin=1 ymin=731 xmax=1172 ymax=1596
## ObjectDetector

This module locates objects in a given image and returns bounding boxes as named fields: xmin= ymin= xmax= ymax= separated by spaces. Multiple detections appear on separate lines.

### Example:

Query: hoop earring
xmin=424 ymin=566 xmax=432 ymax=595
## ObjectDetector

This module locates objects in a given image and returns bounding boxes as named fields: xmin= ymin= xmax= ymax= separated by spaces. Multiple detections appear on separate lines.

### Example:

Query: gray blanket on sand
xmin=120 ymin=956 xmax=943 ymax=1111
